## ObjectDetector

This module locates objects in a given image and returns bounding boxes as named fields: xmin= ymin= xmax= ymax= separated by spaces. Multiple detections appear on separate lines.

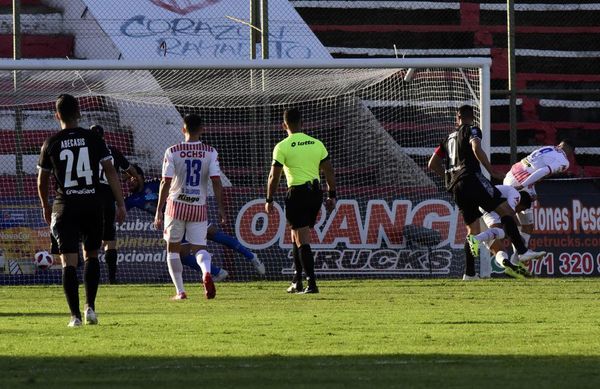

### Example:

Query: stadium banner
xmin=80 ymin=0 xmax=332 ymax=60
xmin=519 ymin=178 xmax=600 ymax=277
xmin=2 ymin=178 xmax=598 ymax=284
xmin=486 ymin=178 xmax=600 ymax=277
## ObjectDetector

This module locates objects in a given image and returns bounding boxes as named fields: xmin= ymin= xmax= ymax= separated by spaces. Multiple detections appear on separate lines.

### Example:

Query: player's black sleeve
xmin=108 ymin=146 xmax=131 ymax=172
xmin=469 ymin=126 xmax=483 ymax=142
xmin=37 ymin=138 xmax=53 ymax=171
xmin=91 ymin=134 xmax=112 ymax=162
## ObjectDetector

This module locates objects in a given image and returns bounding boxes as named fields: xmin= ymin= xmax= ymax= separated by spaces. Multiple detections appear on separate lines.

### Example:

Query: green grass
xmin=2 ymin=279 xmax=600 ymax=388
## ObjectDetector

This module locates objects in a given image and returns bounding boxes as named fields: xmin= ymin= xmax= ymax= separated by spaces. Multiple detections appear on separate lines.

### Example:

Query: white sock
xmin=510 ymin=245 xmax=519 ymax=265
xmin=495 ymin=251 xmax=509 ymax=268
xmin=167 ymin=252 xmax=185 ymax=294
xmin=195 ymin=250 xmax=212 ymax=276
xmin=475 ymin=227 xmax=505 ymax=243
xmin=520 ymin=232 xmax=531 ymax=248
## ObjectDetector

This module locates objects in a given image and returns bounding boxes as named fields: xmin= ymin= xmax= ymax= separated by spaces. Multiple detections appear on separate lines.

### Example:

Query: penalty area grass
xmin=1 ymin=279 xmax=600 ymax=388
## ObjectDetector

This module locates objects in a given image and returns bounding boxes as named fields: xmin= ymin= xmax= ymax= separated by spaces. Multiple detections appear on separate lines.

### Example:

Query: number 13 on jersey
xmin=185 ymin=159 xmax=202 ymax=186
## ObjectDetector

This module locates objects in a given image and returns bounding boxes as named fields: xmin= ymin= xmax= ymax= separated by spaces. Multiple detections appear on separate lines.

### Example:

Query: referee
xmin=265 ymin=108 xmax=336 ymax=294
xmin=90 ymin=125 xmax=143 ymax=284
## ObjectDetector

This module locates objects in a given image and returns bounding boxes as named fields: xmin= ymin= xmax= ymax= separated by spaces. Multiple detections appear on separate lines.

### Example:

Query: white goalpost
xmin=0 ymin=58 xmax=490 ymax=284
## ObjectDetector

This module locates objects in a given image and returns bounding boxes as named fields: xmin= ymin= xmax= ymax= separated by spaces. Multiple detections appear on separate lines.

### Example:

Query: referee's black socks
xmin=292 ymin=244 xmax=303 ymax=284
xmin=84 ymin=257 xmax=100 ymax=311
xmin=500 ymin=216 xmax=527 ymax=254
xmin=63 ymin=266 xmax=81 ymax=319
xmin=105 ymin=249 xmax=118 ymax=284
xmin=299 ymin=244 xmax=316 ymax=284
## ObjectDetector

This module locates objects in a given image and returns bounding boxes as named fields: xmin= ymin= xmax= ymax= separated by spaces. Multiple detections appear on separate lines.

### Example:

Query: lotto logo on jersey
xmin=291 ymin=141 xmax=315 ymax=147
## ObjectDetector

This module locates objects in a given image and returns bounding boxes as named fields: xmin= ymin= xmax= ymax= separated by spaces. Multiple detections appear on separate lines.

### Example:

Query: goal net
xmin=0 ymin=59 xmax=490 ymax=285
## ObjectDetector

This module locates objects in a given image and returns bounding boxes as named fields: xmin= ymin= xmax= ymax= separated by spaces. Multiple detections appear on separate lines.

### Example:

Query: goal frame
xmin=0 ymin=57 xmax=492 ymax=281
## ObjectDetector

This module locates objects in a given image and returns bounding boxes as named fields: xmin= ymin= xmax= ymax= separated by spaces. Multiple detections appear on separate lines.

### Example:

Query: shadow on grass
xmin=2 ymin=354 xmax=600 ymax=389
xmin=0 ymin=312 xmax=67 ymax=318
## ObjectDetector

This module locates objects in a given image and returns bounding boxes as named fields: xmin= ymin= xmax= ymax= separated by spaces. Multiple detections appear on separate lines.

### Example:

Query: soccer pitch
xmin=2 ymin=279 xmax=600 ymax=388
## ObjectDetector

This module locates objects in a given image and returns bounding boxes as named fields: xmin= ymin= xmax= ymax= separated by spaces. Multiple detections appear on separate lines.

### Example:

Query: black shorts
xmin=453 ymin=173 xmax=504 ymax=225
xmin=100 ymin=192 xmax=116 ymax=241
xmin=284 ymin=181 xmax=323 ymax=229
xmin=50 ymin=202 xmax=103 ymax=254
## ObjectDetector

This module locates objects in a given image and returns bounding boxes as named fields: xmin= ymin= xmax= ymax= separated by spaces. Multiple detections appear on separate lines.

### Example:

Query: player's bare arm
xmin=211 ymin=176 xmax=227 ymax=224
xmin=471 ymin=137 xmax=505 ymax=181
xmin=427 ymin=153 xmax=445 ymax=178
xmin=320 ymin=159 xmax=337 ymax=213
xmin=37 ymin=168 xmax=52 ymax=225
xmin=265 ymin=164 xmax=283 ymax=214
xmin=154 ymin=177 xmax=172 ymax=230
xmin=125 ymin=165 xmax=144 ymax=192
xmin=101 ymin=159 xmax=127 ymax=224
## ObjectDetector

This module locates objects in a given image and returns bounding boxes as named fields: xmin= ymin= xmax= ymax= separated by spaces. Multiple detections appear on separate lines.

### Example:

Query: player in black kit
xmin=428 ymin=105 xmax=545 ymax=279
xmin=37 ymin=94 xmax=126 ymax=327
xmin=90 ymin=125 xmax=142 ymax=284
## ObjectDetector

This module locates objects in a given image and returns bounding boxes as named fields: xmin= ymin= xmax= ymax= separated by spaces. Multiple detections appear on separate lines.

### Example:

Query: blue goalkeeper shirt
xmin=125 ymin=180 xmax=160 ymax=214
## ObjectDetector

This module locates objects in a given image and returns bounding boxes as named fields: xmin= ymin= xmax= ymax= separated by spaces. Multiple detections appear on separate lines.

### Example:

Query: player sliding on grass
xmin=472 ymin=185 xmax=533 ymax=279
xmin=125 ymin=165 xmax=265 ymax=281
xmin=428 ymin=105 xmax=545 ymax=280
xmin=502 ymin=140 xmax=575 ymax=267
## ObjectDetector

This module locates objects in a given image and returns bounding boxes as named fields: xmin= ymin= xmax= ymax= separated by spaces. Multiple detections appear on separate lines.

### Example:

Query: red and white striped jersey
xmin=508 ymin=146 xmax=569 ymax=185
xmin=162 ymin=141 xmax=221 ymax=222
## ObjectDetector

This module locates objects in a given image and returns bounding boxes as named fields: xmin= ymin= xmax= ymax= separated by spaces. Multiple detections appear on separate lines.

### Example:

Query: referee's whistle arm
xmin=265 ymin=202 xmax=274 ymax=214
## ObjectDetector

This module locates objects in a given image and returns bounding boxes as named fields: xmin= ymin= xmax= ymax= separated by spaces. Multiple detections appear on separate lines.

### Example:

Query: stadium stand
xmin=292 ymin=0 xmax=600 ymax=177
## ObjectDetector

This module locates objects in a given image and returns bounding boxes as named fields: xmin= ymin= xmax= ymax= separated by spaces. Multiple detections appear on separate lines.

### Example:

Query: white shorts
xmin=503 ymin=171 xmax=535 ymax=226
xmin=163 ymin=215 xmax=208 ymax=245
xmin=516 ymin=209 xmax=534 ymax=226
xmin=482 ymin=211 xmax=501 ymax=228
xmin=482 ymin=209 xmax=533 ymax=228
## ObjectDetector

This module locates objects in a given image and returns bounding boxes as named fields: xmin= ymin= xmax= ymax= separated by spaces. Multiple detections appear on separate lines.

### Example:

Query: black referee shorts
xmin=285 ymin=181 xmax=323 ymax=229
xmin=100 ymin=191 xmax=117 ymax=241
xmin=453 ymin=173 xmax=504 ymax=225
xmin=51 ymin=202 xmax=103 ymax=254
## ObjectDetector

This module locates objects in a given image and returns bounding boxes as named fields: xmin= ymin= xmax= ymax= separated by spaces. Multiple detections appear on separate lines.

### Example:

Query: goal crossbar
xmin=0 ymin=58 xmax=492 ymax=71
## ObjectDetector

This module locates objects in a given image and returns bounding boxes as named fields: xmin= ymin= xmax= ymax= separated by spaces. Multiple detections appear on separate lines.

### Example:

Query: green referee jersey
xmin=272 ymin=132 xmax=328 ymax=187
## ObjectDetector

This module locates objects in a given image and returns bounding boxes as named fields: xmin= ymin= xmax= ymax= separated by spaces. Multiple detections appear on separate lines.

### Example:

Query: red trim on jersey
xmin=169 ymin=142 xmax=214 ymax=154
xmin=434 ymin=146 xmax=445 ymax=158
xmin=510 ymin=162 xmax=531 ymax=184
xmin=165 ymin=199 xmax=207 ymax=222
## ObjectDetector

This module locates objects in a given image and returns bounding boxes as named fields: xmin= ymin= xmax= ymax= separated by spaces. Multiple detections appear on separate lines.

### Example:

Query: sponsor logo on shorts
xmin=177 ymin=193 xmax=200 ymax=203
